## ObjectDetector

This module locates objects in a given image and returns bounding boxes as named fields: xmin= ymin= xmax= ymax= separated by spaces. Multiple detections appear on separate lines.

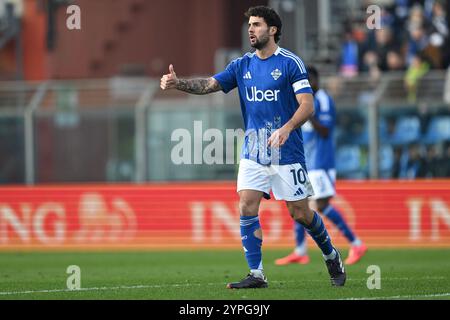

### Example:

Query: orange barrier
xmin=0 ymin=181 xmax=449 ymax=250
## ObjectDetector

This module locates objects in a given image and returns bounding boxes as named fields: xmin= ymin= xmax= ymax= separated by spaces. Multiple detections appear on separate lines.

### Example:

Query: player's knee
xmin=287 ymin=202 xmax=314 ymax=225
xmin=294 ymin=213 xmax=309 ymax=226
xmin=289 ymin=207 xmax=310 ymax=225
xmin=316 ymin=198 xmax=330 ymax=212
xmin=239 ymin=198 xmax=259 ymax=216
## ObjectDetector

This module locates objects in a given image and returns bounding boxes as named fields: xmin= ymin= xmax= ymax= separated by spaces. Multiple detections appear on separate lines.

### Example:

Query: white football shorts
xmin=237 ymin=159 xmax=315 ymax=201
xmin=308 ymin=169 xmax=337 ymax=200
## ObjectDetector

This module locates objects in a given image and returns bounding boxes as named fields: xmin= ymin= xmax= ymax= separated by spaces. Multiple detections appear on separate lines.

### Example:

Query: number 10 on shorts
xmin=290 ymin=168 xmax=306 ymax=185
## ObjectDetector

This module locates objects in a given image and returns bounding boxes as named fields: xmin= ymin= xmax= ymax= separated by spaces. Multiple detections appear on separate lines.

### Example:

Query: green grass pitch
xmin=0 ymin=249 xmax=449 ymax=300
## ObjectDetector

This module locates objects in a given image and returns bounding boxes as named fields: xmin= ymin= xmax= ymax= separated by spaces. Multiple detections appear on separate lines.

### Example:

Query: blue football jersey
xmin=302 ymin=89 xmax=336 ymax=170
xmin=213 ymin=47 xmax=313 ymax=165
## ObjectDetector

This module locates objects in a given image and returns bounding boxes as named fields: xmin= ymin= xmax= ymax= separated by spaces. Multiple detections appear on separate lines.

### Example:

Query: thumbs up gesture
xmin=160 ymin=64 xmax=178 ymax=90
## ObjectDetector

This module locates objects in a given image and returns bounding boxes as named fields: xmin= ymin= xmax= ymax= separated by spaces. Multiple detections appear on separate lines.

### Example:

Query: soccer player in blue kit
xmin=275 ymin=66 xmax=368 ymax=266
xmin=160 ymin=6 xmax=346 ymax=288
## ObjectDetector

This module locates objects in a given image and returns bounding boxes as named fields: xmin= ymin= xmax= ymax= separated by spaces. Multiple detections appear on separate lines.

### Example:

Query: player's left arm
xmin=310 ymin=96 xmax=335 ymax=138
xmin=309 ymin=116 xmax=330 ymax=138
xmin=268 ymin=93 xmax=314 ymax=148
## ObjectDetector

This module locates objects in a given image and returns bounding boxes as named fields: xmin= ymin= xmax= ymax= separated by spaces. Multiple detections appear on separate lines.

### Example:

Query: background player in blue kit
xmin=275 ymin=66 xmax=368 ymax=266
xmin=160 ymin=6 xmax=346 ymax=289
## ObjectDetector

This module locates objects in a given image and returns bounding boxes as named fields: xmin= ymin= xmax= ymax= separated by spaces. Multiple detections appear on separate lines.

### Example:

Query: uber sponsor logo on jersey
xmin=245 ymin=86 xmax=280 ymax=102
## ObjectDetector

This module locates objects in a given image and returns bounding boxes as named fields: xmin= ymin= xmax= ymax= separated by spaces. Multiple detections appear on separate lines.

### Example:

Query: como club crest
xmin=271 ymin=69 xmax=282 ymax=80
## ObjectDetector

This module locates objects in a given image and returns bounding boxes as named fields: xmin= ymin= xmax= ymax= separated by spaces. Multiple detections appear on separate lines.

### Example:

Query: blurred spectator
xmin=429 ymin=1 xmax=448 ymax=45
xmin=391 ymin=146 xmax=403 ymax=178
xmin=427 ymin=0 xmax=449 ymax=68
xmin=380 ymin=6 xmax=396 ymax=28
xmin=340 ymin=28 xmax=360 ymax=77
xmin=441 ymin=0 xmax=450 ymax=68
xmin=423 ymin=0 xmax=439 ymax=20
xmin=407 ymin=4 xmax=426 ymax=30
xmin=404 ymin=53 xmax=430 ymax=102
xmin=362 ymin=51 xmax=382 ymax=81
xmin=443 ymin=142 xmax=450 ymax=176
xmin=400 ymin=143 xmax=426 ymax=178
xmin=387 ymin=49 xmax=406 ymax=69
xmin=386 ymin=116 xmax=397 ymax=136
xmin=422 ymin=142 xmax=450 ymax=177
xmin=360 ymin=28 xmax=388 ymax=80
xmin=375 ymin=27 xmax=396 ymax=70
xmin=422 ymin=144 xmax=441 ymax=177
xmin=394 ymin=0 xmax=410 ymax=22
xmin=417 ymin=102 xmax=433 ymax=136
xmin=406 ymin=25 xmax=429 ymax=65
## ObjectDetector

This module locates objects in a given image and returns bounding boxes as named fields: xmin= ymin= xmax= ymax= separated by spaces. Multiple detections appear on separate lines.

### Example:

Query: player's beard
xmin=251 ymin=33 xmax=270 ymax=50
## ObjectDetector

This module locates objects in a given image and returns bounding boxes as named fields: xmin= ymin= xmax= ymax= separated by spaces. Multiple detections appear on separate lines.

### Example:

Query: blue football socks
xmin=303 ymin=211 xmax=335 ymax=258
xmin=294 ymin=221 xmax=307 ymax=255
xmin=240 ymin=216 xmax=263 ymax=273
xmin=322 ymin=205 xmax=357 ymax=243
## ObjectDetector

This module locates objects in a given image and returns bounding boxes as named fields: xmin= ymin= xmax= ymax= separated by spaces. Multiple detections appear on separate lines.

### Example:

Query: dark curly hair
xmin=245 ymin=6 xmax=282 ymax=43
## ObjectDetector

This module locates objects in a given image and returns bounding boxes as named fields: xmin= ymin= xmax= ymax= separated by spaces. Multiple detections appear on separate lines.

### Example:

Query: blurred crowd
xmin=334 ymin=0 xmax=450 ymax=180
xmin=339 ymin=0 xmax=449 ymax=85
xmin=392 ymin=141 xmax=450 ymax=178
xmin=334 ymin=107 xmax=450 ymax=179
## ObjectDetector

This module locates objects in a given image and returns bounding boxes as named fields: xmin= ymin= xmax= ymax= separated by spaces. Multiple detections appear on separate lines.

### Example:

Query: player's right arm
xmin=160 ymin=64 xmax=222 ymax=95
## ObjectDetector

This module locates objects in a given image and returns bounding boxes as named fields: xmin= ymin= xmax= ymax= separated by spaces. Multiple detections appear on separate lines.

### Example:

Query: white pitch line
xmin=274 ymin=276 xmax=446 ymax=282
xmin=0 ymin=282 xmax=222 ymax=296
xmin=0 ymin=276 xmax=446 ymax=297
xmin=341 ymin=292 xmax=450 ymax=300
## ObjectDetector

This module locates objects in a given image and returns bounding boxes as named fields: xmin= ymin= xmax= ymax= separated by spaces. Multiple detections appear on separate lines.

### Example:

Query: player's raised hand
xmin=160 ymin=64 xmax=178 ymax=90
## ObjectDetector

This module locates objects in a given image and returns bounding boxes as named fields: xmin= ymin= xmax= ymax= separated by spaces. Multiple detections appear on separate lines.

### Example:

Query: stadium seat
xmin=336 ymin=145 xmax=362 ymax=177
xmin=422 ymin=116 xmax=450 ymax=144
xmin=388 ymin=116 xmax=421 ymax=145
xmin=352 ymin=127 xmax=368 ymax=145
xmin=351 ymin=119 xmax=390 ymax=145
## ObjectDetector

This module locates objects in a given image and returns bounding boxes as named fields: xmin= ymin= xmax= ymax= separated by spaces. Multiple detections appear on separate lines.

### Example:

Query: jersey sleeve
xmin=287 ymin=57 xmax=314 ymax=95
xmin=213 ymin=59 xmax=238 ymax=94
xmin=315 ymin=94 xmax=336 ymax=128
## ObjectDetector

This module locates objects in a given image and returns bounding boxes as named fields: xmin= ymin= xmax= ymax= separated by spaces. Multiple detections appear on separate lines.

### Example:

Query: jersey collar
xmin=274 ymin=46 xmax=281 ymax=56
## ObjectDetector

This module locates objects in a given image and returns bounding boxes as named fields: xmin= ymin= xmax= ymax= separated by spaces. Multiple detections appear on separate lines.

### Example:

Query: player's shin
xmin=240 ymin=216 xmax=264 ymax=278
xmin=294 ymin=221 xmax=307 ymax=255
xmin=298 ymin=211 xmax=336 ymax=260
